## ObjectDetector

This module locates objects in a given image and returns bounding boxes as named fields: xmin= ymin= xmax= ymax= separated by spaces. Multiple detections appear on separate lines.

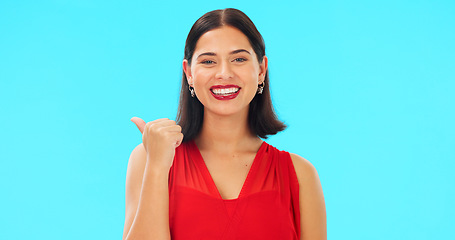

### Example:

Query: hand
xmin=131 ymin=117 xmax=184 ymax=170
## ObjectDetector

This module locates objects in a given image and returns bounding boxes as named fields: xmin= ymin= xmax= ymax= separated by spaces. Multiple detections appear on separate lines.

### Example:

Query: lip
xmin=210 ymin=85 xmax=241 ymax=100
xmin=210 ymin=84 xmax=241 ymax=90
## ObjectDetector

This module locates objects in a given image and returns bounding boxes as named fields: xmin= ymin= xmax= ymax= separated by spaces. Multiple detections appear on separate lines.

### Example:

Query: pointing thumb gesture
xmin=130 ymin=117 xmax=146 ymax=134
xmin=130 ymin=116 xmax=184 ymax=171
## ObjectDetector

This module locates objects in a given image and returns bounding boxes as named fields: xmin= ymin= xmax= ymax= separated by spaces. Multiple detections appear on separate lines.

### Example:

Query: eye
xmin=201 ymin=60 xmax=215 ymax=64
xmin=233 ymin=58 xmax=247 ymax=63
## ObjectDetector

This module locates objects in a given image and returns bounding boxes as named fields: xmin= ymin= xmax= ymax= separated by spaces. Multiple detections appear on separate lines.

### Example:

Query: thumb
xmin=130 ymin=117 xmax=146 ymax=134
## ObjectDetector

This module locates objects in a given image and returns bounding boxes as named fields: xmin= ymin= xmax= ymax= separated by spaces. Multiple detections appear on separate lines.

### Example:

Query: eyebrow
xmin=196 ymin=49 xmax=251 ymax=59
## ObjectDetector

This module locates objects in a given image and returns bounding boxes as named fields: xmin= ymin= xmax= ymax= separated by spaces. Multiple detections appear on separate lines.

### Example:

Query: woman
xmin=123 ymin=8 xmax=326 ymax=240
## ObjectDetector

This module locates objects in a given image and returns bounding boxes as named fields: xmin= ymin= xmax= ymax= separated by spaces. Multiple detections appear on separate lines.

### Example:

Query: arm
xmin=122 ymin=143 xmax=171 ymax=240
xmin=290 ymin=153 xmax=327 ymax=240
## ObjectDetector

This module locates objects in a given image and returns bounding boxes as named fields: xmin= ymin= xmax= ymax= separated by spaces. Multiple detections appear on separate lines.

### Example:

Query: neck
xmin=194 ymin=107 xmax=262 ymax=153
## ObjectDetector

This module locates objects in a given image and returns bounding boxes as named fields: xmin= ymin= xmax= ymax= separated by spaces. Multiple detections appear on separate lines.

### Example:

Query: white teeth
xmin=211 ymin=87 xmax=239 ymax=95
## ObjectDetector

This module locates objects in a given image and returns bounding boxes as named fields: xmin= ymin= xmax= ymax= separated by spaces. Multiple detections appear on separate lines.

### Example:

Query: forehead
xmin=193 ymin=26 xmax=254 ymax=55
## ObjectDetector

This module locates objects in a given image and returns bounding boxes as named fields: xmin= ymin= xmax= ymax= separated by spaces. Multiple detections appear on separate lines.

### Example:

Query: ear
xmin=258 ymin=56 xmax=268 ymax=84
xmin=183 ymin=59 xmax=193 ymax=86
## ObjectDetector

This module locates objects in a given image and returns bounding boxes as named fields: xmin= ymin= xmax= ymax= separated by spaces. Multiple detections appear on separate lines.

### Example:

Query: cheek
xmin=239 ymin=63 xmax=260 ymax=78
xmin=240 ymin=69 xmax=259 ymax=85
xmin=192 ymin=68 xmax=213 ymax=82
xmin=192 ymin=71 xmax=213 ymax=94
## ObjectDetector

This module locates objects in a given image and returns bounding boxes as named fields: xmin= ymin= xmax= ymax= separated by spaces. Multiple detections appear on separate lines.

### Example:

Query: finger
xmin=161 ymin=124 xmax=182 ymax=133
xmin=151 ymin=119 xmax=178 ymax=127
xmin=149 ymin=118 xmax=170 ymax=124
xmin=145 ymin=118 xmax=173 ymax=129
xmin=174 ymin=133 xmax=184 ymax=148
xmin=130 ymin=117 xmax=146 ymax=134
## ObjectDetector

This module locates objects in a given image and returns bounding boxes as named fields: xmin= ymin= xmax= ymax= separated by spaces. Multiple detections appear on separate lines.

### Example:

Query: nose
xmin=215 ymin=60 xmax=234 ymax=80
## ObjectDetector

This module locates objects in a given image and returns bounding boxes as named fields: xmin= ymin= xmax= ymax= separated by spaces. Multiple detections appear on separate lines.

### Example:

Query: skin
xmin=182 ymin=26 xmax=268 ymax=200
xmin=124 ymin=26 xmax=326 ymax=240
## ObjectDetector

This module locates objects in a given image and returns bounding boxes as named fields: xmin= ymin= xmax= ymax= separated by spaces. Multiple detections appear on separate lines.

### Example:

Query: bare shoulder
xmin=126 ymin=143 xmax=147 ymax=190
xmin=123 ymin=143 xmax=147 ymax=238
xmin=127 ymin=143 xmax=147 ymax=173
xmin=126 ymin=142 xmax=147 ymax=191
xmin=289 ymin=152 xmax=327 ymax=240
xmin=289 ymin=153 xmax=319 ymax=182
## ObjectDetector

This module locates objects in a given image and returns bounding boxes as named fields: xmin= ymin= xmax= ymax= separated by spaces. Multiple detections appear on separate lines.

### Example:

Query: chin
xmin=204 ymin=105 xmax=249 ymax=117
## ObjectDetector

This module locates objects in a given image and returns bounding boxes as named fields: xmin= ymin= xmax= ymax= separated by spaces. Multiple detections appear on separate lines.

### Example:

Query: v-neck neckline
xmin=189 ymin=139 xmax=267 ymax=201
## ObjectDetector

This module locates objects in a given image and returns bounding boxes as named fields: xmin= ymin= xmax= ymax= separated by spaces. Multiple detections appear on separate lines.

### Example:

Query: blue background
xmin=1 ymin=0 xmax=454 ymax=239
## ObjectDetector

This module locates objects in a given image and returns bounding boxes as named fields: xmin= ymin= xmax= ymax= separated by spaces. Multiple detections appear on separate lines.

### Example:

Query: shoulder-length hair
xmin=176 ymin=8 xmax=286 ymax=142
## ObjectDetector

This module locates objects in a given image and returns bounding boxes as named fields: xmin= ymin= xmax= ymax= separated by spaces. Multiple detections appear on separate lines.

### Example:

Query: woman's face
xmin=183 ymin=26 xmax=267 ymax=117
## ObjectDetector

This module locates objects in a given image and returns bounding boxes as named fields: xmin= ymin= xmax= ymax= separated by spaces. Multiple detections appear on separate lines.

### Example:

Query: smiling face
xmin=183 ymin=26 xmax=268 ymax=117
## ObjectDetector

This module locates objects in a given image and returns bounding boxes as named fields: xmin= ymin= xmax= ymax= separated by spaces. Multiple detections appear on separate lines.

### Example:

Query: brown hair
xmin=176 ymin=8 xmax=286 ymax=142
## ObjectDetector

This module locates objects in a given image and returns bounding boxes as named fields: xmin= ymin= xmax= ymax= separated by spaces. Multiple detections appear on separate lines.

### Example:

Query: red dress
xmin=168 ymin=140 xmax=300 ymax=240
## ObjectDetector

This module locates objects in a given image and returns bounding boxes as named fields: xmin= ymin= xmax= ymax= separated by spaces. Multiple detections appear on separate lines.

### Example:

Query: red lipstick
xmin=210 ymin=85 xmax=241 ymax=100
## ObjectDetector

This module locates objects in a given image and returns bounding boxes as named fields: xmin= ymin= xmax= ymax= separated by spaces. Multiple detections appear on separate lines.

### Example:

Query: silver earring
xmin=257 ymin=81 xmax=264 ymax=94
xmin=189 ymin=86 xmax=195 ymax=97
